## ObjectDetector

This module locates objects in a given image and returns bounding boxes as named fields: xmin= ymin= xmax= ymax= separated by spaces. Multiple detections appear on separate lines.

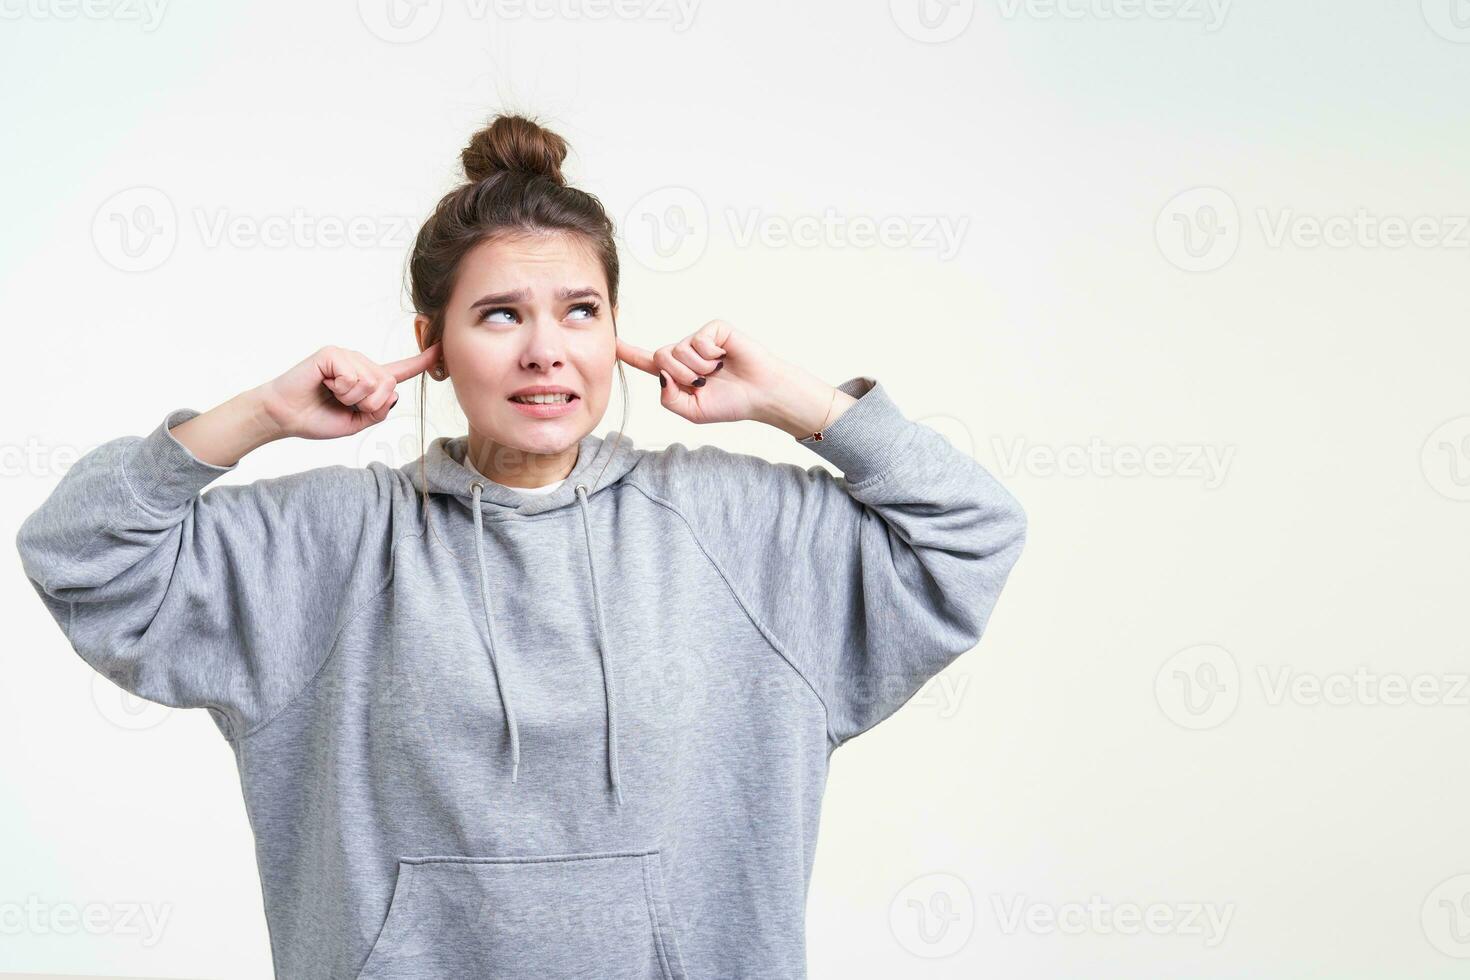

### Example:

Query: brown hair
xmin=405 ymin=113 xmax=630 ymax=529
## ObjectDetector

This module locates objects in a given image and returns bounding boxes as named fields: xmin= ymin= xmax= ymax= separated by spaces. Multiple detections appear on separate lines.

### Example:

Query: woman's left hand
xmin=616 ymin=320 xmax=784 ymax=426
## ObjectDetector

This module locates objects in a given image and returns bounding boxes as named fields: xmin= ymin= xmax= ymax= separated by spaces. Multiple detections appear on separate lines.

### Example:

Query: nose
xmin=519 ymin=315 xmax=566 ymax=372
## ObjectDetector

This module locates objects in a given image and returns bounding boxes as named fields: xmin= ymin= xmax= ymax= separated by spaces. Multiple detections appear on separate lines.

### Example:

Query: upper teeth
xmin=513 ymin=393 xmax=572 ymax=404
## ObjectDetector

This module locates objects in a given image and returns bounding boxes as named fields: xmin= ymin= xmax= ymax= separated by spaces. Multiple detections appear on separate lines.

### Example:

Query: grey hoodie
xmin=15 ymin=375 xmax=1027 ymax=979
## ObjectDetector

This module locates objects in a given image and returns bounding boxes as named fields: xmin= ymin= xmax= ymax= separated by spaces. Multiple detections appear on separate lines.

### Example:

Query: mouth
xmin=507 ymin=388 xmax=580 ymax=418
xmin=508 ymin=392 xmax=578 ymax=405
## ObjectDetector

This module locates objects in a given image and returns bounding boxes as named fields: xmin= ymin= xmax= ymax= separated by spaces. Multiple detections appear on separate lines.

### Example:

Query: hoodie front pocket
xmin=356 ymin=848 xmax=689 ymax=980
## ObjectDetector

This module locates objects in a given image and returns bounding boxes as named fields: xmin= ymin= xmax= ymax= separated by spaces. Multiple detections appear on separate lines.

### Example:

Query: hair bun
xmin=461 ymin=114 xmax=569 ymax=186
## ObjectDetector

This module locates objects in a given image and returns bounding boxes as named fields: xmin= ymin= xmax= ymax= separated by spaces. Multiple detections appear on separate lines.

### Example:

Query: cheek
xmin=449 ymin=330 xmax=514 ymax=381
xmin=571 ymin=330 xmax=616 ymax=367
xmin=569 ymin=339 xmax=614 ymax=402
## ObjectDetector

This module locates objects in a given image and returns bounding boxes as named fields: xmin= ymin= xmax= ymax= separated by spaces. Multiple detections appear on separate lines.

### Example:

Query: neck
xmin=465 ymin=432 xmax=580 ymax=489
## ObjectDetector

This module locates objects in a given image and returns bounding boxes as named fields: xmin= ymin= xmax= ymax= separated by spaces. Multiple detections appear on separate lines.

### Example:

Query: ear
xmin=415 ymin=313 xmax=445 ymax=379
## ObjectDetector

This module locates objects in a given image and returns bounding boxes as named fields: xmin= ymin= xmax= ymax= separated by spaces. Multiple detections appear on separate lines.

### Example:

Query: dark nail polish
xmin=692 ymin=377 xmax=706 ymax=388
xmin=659 ymin=374 xmax=666 ymax=388
xmin=712 ymin=360 xmax=724 ymax=372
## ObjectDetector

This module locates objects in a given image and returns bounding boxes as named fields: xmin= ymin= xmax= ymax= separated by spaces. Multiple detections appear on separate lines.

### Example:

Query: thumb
xmin=658 ymin=368 xmax=697 ymax=420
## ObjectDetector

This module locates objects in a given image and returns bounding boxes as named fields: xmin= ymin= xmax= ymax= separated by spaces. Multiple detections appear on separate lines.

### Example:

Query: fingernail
xmin=692 ymin=377 xmax=706 ymax=388
xmin=712 ymin=360 xmax=724 ymax=373
xmin=659 ymin=373 xmax=666 ymax=388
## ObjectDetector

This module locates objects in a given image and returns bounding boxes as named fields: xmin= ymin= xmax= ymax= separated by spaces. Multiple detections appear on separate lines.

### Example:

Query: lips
xmin=507 ymin=389 xmax=580 ymax=418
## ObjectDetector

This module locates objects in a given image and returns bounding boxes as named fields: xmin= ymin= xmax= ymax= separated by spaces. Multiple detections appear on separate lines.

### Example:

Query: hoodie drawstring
xmin=470 ymin=481 xmax=520 ymax=786
xmin=467 ymin=480 xmax=624 ymax=807
xmin=575 ymin=482 xmax=624 ymax=806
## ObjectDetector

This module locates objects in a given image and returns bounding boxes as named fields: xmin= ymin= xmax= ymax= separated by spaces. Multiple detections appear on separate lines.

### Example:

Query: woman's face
xmin=419 ymin=231 xmax=616 ymax=461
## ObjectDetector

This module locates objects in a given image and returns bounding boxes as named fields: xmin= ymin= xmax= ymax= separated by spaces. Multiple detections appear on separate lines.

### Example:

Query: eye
xmin=478 ymin=306 xmax=517 ymax=324
xmin=568 ymin=301 xmax=600 ymax=321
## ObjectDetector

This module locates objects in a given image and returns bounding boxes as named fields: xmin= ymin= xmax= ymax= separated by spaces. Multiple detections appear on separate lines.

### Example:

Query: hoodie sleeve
xmin=13 ymin=407 xmax=397 ymax=743
xmin=652 ymin=376 xmax=1028 ymax=749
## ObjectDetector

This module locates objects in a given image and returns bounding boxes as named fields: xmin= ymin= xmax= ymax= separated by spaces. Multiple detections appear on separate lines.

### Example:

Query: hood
xmin=408 ymin=426 xmax=642 ymax=516
xmin=405 ymin=427 xmax=644 ymax=805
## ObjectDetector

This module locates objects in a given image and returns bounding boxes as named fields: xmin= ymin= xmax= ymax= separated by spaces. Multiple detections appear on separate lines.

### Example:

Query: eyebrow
xmin=469 ymin=287 xmax=604 ymax=309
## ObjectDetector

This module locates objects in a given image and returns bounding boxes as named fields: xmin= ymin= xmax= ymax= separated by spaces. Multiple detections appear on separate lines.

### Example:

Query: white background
xmin=3 ymin=0 xmax=1469 ymax=977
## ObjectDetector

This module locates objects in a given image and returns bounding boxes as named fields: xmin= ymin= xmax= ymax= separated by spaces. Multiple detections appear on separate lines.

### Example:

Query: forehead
xmin=453 ymin=231 xmax=606 ymax=298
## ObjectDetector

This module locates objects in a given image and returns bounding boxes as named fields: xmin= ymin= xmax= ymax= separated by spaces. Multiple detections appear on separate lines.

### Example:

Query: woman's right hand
xmin=252 ymin=343 xmax=441 ymax=441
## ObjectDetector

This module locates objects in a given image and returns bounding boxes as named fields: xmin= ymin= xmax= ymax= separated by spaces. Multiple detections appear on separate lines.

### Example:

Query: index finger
xmin=383 ymin=342 xmax=441 ymax=383
xmin=615 ymin=337 xmax=658 ymax=376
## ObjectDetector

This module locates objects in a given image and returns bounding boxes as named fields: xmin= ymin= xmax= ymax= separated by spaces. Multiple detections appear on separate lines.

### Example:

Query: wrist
xmin=165 ymin=392 xmax=279 ymax=469
xmin=756 ymin=365 xmax=857 ymax=440
xmin=239 ymin=385 xmax=297 ymax=446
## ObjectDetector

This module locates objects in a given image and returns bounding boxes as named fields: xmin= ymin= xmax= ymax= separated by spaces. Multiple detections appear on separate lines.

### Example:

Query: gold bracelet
xmin=802 ymin=386 xmax=840 ymax=442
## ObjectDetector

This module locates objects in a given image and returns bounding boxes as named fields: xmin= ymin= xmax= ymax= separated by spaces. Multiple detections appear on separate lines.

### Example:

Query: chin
xmin=497 ymin=417 xmax=585 ymax=456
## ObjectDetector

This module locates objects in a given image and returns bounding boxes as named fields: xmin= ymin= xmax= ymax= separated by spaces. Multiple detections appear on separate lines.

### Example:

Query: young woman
xmin=16 ymin=114 xmax=1028 ymax=979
